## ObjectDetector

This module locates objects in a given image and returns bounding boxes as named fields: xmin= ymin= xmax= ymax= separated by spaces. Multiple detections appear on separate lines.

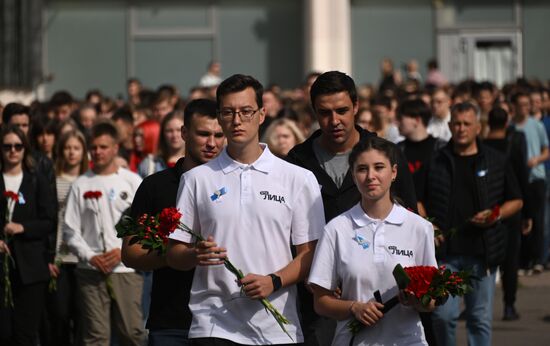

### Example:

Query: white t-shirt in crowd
xmin=3 ymin=172 xmax=23 ymax=221
xmin=308 ymin=203 xmax=437 ymax=346
xmin=427 ymin=112 xmax=452 ymax=142
xmin=170 ymin=145 xmax=325 ymax=345
xmin=63 ymin=167 xmax=141 ymax=273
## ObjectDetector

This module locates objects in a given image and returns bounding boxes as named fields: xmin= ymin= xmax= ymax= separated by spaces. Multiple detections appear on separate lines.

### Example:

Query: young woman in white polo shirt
xmin=308 ymin=136 xmax=437 ymax=346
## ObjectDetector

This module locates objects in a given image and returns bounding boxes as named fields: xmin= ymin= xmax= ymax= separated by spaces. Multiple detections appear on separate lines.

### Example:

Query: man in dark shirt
xmin=420 ymin=102 xmax=523 ymax=346
xmin=121 ymin=99 xmax=225 ymax=345
xmin=397 ymin=98 xmax=447 ymax=212
xmin=484 ymin=107 xmax=530 ymax=321
xmin=286 ymin=71 xmax=417 ymax=346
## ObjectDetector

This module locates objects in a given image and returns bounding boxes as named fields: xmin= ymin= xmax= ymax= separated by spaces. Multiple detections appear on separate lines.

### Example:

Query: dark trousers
xmin=521 ymin=179 xmax=546 ymax=268
xmin=40 ymin=263 xmax=80 ymax=346
xmin=0 ymin=275 xmax=48 ymax=346
xmin=502 ymin=215 xmax=521 ymax=306
xmin=192 ymin=338 xmax=301 ymax=346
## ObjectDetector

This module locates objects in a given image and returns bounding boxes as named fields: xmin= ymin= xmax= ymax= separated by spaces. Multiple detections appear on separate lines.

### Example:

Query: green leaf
xmin=393 ymin=264 xmax=410 ymax=289
xmin=421 ymin=294 xmax=431 ymax=306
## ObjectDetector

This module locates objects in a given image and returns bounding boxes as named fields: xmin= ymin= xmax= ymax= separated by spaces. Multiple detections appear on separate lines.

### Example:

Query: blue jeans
xmin=431 ymin=256 xmax=496 ymax=346
xmin=142 ymin=271 xmax=153 ymax=323
xmin=544 ymin=170 xmax=550 ymax=264
xmin=148 ymin=329 xmax=189 ymax=346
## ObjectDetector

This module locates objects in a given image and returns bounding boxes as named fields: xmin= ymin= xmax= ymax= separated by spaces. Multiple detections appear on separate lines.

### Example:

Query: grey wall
xmin=43 ymin=0 xmax=303 ymax=100
xmin=523 ymin=0 xmax=550 ymax=81
xmin=218 ymin=0 xmax=304 ymax=89
xmin=44 ymin=2 xmax=127 ymax=99
xmin=350 ymin=0 xmax=434 ymax=86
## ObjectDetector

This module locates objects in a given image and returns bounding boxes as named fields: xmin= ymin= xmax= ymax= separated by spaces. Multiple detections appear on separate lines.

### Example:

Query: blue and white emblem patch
xmin=210 ymin=187 xmax=227 ymax=202
xmin=353 ymin=234 xmax=370 ymax=249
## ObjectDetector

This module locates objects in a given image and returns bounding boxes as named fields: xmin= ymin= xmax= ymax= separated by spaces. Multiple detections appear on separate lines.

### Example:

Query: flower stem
xmin=179 ymin=222 xmax=293 ymax=340
xmin=3 ymin=252 xmax=13 ymax=308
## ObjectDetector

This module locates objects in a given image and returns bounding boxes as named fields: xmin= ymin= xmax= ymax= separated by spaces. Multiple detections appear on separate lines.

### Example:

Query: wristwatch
xmin=269 ymin=273 xmax=282 ymax=292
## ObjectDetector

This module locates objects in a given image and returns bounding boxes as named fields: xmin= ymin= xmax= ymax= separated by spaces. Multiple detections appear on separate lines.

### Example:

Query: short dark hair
xmin=511 ymin=91 xmax=530 ymax=105
xmin=216 ymin=74 xmax=263 ymax=109
xmin=127 ymin=78 xmax=141 ymax=85
xmin=31 ymin=115 xmax=57 ymax=149
xmin=397 ymin=99 xmax=432 ymax=127
xmin=91 ymin=121 xmax=119 ymax=142
xmin=184 ymin=98 xmax=217 ymax=127
xmin=310 ymin=71 xmax=357 ymax=108
xmin=474 ymin=81 xmax=495 ymax=97
xmin=349 ymin=136 xmax=398 ymax=169
xmin=488 ymin=107 xmax=509 ymax=130
xmin=85 ymin=89 xmax=103 ymax=102
xmin=111 ymin=107 xmax=134 ymax=125
xmin=2 ymin=103 xmax=30 ymax=124
xmin=450 ymin=101 xmax=480 ymax=119
xmin=371 ymin=95 xmax=392 ymax=110
xmin=50 ymin=91 xmax=74 ymax=108
xmin=427 ymin=59 xmax=439 ymax=70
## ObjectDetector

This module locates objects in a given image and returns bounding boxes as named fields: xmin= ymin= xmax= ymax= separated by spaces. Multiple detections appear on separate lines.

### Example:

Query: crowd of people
xmin=0 ymin=58 xmax=549 ymax=346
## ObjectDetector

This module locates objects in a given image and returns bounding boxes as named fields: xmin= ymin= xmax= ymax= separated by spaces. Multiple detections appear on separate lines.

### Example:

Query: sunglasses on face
xmin=2 ymin=143 xmax=24 ymax=152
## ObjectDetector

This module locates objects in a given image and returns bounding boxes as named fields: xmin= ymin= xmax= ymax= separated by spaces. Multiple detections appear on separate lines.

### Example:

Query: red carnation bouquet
xmin=393 ymin=264 xmax=472 ymax=306
xmin=116 ymin=207 xmax=293 ymax=340
xmin=116 ymin=207 xmax=181 ymax=255
xmin=348 ymin=264 xmax=472 ymax=337
xmin=2 ymin=191 xmax=18 ymax=307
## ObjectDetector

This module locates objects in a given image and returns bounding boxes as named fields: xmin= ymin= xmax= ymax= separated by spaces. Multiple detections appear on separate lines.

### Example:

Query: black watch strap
xmin=269 ymin=273 xmax=282 ymax=292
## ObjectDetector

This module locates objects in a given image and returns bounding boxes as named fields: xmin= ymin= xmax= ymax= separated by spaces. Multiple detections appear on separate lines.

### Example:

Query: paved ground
xmin=456 ymin=270 xmax=550 ymax=345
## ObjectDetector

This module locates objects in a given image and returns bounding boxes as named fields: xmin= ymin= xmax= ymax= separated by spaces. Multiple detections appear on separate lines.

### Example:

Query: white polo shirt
xmin=308 ymin=203 xmax=437 ymax=346
xmin=63 ymin=168 xmax=142 ymax=273
xmin=170 ymin=145 xmax=325 ymax=345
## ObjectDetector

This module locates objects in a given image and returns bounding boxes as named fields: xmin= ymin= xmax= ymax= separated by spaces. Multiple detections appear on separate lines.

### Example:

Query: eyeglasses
xmin=2 ymin=143 xmax=24 ymax=152
xmin=218 ymin=108 xmax=259 ymax=121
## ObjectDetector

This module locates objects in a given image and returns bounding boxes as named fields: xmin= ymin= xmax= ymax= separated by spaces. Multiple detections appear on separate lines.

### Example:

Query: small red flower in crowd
xmin=83 ymin=191 xmax=103 ymax=199
xmin=3 ymin=191 xmax=18 ymax=203
xmin=487 ymin=204 xmax=501 ymax=223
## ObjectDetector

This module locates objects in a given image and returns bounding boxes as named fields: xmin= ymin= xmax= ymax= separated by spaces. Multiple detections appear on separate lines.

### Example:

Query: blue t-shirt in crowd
xmin=514 ymin=116 xmax=549 ymax=182
xmin=542 ymin=115 xmax=550 ymax=171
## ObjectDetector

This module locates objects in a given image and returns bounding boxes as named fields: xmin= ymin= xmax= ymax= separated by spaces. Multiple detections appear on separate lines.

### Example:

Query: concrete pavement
xmin=456 ymin=270 xmax=550 ymax=345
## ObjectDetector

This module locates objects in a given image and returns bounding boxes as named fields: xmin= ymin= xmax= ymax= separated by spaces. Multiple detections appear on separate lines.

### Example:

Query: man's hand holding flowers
xmin=4 ymin=222 xmax=24 ymax=235
xmin=240 ymin=273 xmax=277 ymax=300
xmin=0 ymin=240 xmax=10 ymax=255
xmin=192 ymin=235 xmax=227 ymax=266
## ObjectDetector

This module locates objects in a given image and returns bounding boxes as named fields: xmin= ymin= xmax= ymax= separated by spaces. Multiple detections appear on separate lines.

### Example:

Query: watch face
xmin=270 ymin=274 xmax=282 ymax=291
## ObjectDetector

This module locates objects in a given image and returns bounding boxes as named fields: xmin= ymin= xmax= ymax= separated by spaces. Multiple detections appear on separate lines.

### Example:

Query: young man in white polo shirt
xmin=167 ymin=74 xmax=325 ymax=345
xmin=63 ymin=121 xmax=146 ymax=345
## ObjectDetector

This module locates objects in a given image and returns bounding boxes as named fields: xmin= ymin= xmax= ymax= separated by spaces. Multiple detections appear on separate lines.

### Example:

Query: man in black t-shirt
xmin=397 ymin=99 xmax=447 ymax=212
xmin=420 ymin=102 xmax=523 ymax=346
xmin=121 ymin=99 xmax=224 ymax=345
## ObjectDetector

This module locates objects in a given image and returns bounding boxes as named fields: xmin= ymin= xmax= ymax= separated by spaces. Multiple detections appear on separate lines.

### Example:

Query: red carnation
xmin=158 ymin=207 xmax=182 ymax=237
xmin=3 ymin=191 xmax=18 ymax=203
xmin=403 ymin=266 xmax=438 ymax=299
xmin=83 ymin=190 xmax=102 ymax=199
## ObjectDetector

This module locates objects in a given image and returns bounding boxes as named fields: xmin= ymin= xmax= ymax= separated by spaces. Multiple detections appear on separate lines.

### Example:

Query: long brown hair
xmin=0 ymin=125 xmax=34 ymax=172
xmin=157 ymin=110 xmax=184 ymax=163
xmin=55 ymin=130 xmax=89 ymax=176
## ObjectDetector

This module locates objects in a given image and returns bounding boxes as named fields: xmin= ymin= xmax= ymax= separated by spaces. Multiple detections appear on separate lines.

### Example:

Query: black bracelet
xmin=268 ymin=273 xmax=282 ymax=291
